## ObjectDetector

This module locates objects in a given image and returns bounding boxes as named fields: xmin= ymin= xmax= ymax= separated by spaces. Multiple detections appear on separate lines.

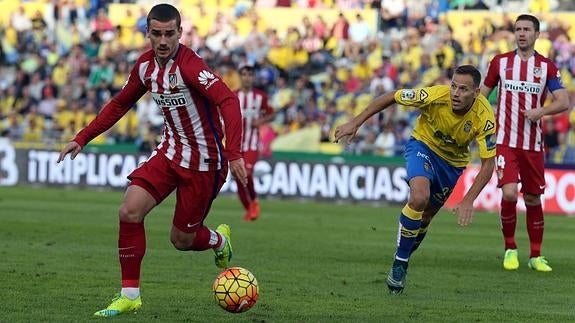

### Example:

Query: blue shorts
xmin=404 ymin=138 xmax=465 ymax=207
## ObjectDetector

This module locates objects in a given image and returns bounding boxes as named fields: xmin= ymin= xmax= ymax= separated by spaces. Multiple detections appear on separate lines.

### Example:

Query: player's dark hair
xmin=454 ymin=65 xmax=481 ymax=88
xmin=147 ymin=3 xmax=181 ymax=30
xmin=515 ymin=14 xmax=540 ymax=32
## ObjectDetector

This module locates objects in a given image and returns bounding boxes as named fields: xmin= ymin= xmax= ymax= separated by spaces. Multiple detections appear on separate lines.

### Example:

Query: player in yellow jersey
xmin=334 ymin=65 xmax=496 ymax=294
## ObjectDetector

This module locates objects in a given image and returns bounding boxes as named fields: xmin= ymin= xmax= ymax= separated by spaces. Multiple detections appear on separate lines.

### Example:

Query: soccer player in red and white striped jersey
xmin=57 ymin=4 xmax=247 ymax=316
xmin=481 ymin=14 xmax=569 ymax=272
xmin=235 ymin=64 xmax=275 ymax=221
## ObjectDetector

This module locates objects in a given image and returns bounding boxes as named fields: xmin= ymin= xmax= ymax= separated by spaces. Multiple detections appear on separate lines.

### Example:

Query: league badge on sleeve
xmin=400 ymin=90 xmax=417 ymax=101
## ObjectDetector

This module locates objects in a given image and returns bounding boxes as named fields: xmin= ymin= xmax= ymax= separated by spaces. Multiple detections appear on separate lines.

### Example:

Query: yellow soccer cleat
xmin=528 ymin=256 xmax=552 ymax=272
xmin=93 ymin=294 xmax=142 ymax=317
xmin=503 ymin=249 xmax=519 ymax=270
xmin=214 ymin=224 xmax=233 ymax=268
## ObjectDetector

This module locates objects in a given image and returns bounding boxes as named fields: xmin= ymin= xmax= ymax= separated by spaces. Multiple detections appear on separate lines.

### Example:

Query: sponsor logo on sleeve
xmin=486 ymin=133 xmax=496 ymax=150
xmin=419 ymin=89 xmax=428 ymax=101
xmin=483 ymin=120 xmax=495 ymax=132
xmin=198 ymin=70 xmax=218 ymax=89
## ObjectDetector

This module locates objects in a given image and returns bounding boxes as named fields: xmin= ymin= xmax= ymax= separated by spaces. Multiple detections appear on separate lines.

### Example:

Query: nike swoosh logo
xmin=237 ymin=299 xmax=249 ymax=312
xmin=187 ymin=221 xmax=201 ymax=228
xmin=539 ymin=185 xmax=546 ymax=189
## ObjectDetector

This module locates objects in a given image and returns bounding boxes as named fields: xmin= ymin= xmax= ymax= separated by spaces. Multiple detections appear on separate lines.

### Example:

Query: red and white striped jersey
xmin=484 ymin=50 xmax=564 ymax=152
xmin=235 ymin=88 xmax=273 ymax=153
xmin=74 ymin=45 xmax=242 ymax=171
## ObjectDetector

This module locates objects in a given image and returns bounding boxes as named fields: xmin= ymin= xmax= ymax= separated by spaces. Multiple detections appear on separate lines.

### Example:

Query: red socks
xmin=500 ymin=200 xmax=544 ymax=257
xmin=500 ymin=199 xmax=517 ymax=250
xmin=526 ymin=204 xmax=544 ymax=258
xmin=119 ymin=221 xmax=146 ymax=288
xmin=189 ymin=226 xmax=221 ymax=251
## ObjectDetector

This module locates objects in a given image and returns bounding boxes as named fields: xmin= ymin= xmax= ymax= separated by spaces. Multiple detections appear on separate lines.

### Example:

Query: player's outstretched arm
xmin=453 ymin=156 xmax=495 ymax=226
xmin=57 ymin=141 xmax=82 ymax=163
xmin=333 ymin=121 xmax=359 ymax=144
xmin=334 ymin=91 xmax=397 ymax=143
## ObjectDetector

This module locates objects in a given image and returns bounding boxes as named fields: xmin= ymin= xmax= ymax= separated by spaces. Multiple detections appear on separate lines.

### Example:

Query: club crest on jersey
xmin=464 ymin=121 xmax=472 ymax=133
xmin=533 ymin=67 xmax=542 ymax=78
xmin=169 ymin=73 xmax=178 ymax=89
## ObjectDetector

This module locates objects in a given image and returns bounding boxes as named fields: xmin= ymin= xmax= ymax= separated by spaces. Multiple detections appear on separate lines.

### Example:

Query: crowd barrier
xmin=1 ymin=139 xmax=573 ymax=215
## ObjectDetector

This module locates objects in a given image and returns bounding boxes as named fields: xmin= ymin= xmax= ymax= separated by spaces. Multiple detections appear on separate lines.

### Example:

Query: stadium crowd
xmin=1 ymin=0 xmax=575 ymax=163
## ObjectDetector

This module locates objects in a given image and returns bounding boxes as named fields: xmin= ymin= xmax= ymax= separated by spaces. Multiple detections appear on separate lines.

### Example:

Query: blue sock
xmin=409 ymin=226 xmax=428 ymax=256
xmin=395 ymin=205 xmax=423 ymax=262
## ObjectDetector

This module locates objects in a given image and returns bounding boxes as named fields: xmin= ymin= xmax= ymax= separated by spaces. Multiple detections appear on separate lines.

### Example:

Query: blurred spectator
xmin=3 ymin=112 xmax=24 ymax=140
xmin=346 ymin=14 xmax=372 ymax=60
xmin=91 ymin=8 xmax=114 ymax=35
xmin=21 ymin=106 xmax=44 ymax=140
xmin=12 ymin=86 xmax=38 ymax=115
xmin=84 ymin=31 xmax=102 ymax=58
xmin=543 ymin=117 xmax=560 ymax=159
xmin=330 ymin=13 xmax=349 ymax=57
xmin=11 ymin=6 xmax=33 ymax=46
xmin=1 ymin=2 xmax=575 ymax=163
xmin=355 ymin=129 xmax=378 ymax=154
xmin=380 ymin=0 xmax=406 ymax=32
xmin=37 ymin=83 xmax=59 ymax=119
xmin=135 ymin=6 xmax=148 ymax=35
xmin=219 ymin=62 xmax=242 ymax=91
xmin=136 ymin=120 xmax=159 ymax=153
xmin=374 ymin=121 xmax=396 ymax=156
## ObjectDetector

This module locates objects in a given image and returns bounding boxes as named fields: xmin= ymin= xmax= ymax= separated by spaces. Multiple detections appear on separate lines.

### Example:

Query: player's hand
xmin=521 ymin=108 xmax=544 ymax=122
xmin=57 ymin=141 xmax=82 ymax=163
xmin=230 ymin=158 xmax=247 ymax=187
xmin=251 ymin=118 xmax=262 ymax=128
xmin=452 ymin=201 xmax=474 ymax=226
xmin=333 ymin=121 xmax=358 ymax=144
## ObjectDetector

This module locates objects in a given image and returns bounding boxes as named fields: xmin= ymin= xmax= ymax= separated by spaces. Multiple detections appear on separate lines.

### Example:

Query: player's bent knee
xmin=170 ymin=227 xmax=196 ymax=251
xmin=171 ymin=235 xmax=195 ymax=251
xmin=523 ymin=194 xmax=541 ymax=205
xmin=118 ymin=204 xmax=145 ymax=223
xmin=408 ymin=195 xmax=428 ymax=211
xmin=171 ymin=239 xmax=191 ymax=251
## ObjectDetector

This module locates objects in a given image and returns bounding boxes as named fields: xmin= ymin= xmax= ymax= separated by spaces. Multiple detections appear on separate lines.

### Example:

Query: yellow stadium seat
xmin=355 ymin=93 xmax=373 ymax=114
xmin=336 ymin=94 xmax=354 ymax=112
xmin=319 ymin=142 xmax=343 ymax=155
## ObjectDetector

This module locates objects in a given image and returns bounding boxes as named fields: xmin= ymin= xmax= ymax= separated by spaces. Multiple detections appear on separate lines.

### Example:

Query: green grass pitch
xmin=1 ymin=186 xmax=574 ymax=322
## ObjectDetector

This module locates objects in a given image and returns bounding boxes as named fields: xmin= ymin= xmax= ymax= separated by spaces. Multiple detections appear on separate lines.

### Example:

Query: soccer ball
xmin=212 ymin=267 xmax=259 ymax=313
